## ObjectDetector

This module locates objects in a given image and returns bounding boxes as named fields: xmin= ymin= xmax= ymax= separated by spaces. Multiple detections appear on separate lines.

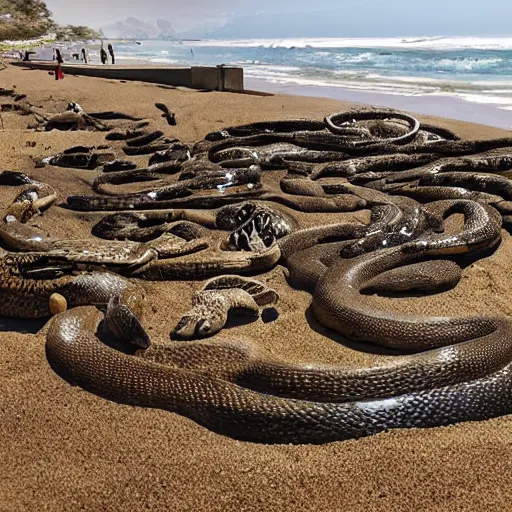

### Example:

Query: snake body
xmin=45 ymin=196 xmax=512 ymax=443
xmin=0 ymin=252 xmax=143 ymax=318
xmin=2 ymin=106 xmax=511 ymax=443
xmin=46 ymin=304 xmax=512 ymax=444
xmin=205 ymin=119 xmax=327 ymax=141
xmin=314 ymin=201 xmax=502 ymax=350
xmin=0 ymin=200 xmax=205 ymax=267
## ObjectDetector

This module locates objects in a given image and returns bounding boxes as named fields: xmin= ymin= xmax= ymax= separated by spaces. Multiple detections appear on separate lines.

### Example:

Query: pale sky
xmin=44 ymin=0 xmax=512 ymax=38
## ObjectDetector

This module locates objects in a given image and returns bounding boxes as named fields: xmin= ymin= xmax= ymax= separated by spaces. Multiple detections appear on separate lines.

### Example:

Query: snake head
xmin=172 ymin=309 xmax=220 ymax=340
xmin=340 ymin=240 xmax=366 ymax=258
xmin=228 ymin=211 xmax=277 ymax=252
xmin=173 ymin=315 xmax=213 ymax=340
xmin=0 ymin=170 xmax=33 ymax=186
xmin=105 ymin=295 xmax=150 ymax=349
xmin=196 ymin=318 xmax=213 ymax=337
xmin=204 ymin=130 xmax=230 ymax=142
xmin=172 ymin=311 xmax=199 ymax=340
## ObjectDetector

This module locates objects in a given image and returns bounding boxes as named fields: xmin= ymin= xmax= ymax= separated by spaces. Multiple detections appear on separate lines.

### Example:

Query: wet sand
xmin=246 ymin=77 xmax=512 ymax=131
xmin=1 ymin=62 xmax=512 ymax=512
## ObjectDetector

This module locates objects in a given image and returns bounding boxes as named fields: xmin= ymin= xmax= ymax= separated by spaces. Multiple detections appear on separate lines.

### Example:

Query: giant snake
xmin=46 ymin=199 xmax=512 ymax=443
xmin=4 ymin=107 xmax=512 ymax=443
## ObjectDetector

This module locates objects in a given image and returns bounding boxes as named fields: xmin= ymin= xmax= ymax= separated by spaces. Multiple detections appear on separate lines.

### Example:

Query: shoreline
xmin=13 ymin=54 xmax=512 ymax=130
xmin=246 ymin=76 xmax=512 ymax=130
xmin=15 ymin=57 xmax=512 ymax=131
xmin=102 ymin=35 xmax=512 ymax=127
xmin=8 ymin=37 xmax=512 ymax=130
xmin=109 ymin=55 xmax=512 ymax=130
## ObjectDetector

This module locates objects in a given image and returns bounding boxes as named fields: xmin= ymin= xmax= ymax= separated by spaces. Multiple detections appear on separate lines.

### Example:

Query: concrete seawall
xmin=12 ymin=61 xmax=244 ymax=92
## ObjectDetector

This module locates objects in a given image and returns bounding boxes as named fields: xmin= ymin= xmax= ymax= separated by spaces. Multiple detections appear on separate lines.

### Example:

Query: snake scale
xmin=6 ymin=106 xmax=512 ymax=444
xmin=46 ymin=198 xmax=512 ymax=443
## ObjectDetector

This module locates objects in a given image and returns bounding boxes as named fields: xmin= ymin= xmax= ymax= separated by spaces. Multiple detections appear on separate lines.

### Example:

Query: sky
xmin=44 ymin=0 xmax=512 ymax=38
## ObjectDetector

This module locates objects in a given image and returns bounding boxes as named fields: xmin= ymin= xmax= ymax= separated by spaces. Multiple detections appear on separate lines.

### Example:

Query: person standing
xmin=54 ymin=49 xmax=64 ymax=80
xmin=100 ymin=44 xmax=108 ymax=65
xmin=107 ymin=43 xmax=115 ymax=65
xmin=81 ymin=48 xmax=88 ymax=64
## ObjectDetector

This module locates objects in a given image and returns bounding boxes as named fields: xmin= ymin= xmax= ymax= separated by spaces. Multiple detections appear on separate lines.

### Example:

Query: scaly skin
xmin=205 ymin=119 xmax=327 ymax=140
xmin=313 ymin=200 xmax=502 ymax=351
xmin=130 ymin=242 xmax=281 ymax=280
xmin=0 ymin=251 xmax=143 ymax=318
xmin=30 ymin=109 xmax=512 ymax=443
xmin=0 ymin=201 xmax=204 ymax=267
xmin=173 ymin=275 xmax=279 ymax=339
xmin=44 ymin=199 xmax=512 ymax=444
xmin=46 ymin=304 xmax=512 ymax=444
xmin=67 ymin=167 xmax=262 ymax=211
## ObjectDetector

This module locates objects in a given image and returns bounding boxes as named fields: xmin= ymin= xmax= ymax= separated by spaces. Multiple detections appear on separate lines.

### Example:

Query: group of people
xmin=52 ymin=43 xmax=115 ymax=81
xmin=101 ymin=44 xmax=115 ymax=65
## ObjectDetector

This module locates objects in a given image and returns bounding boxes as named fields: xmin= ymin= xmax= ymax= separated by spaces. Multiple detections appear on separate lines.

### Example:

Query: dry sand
xmin=1 ymin=62 xmax=512 ymax=512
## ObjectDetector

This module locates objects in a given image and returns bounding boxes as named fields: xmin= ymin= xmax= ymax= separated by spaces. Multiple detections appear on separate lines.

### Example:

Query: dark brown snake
xmin=45 ymin=303 xmax=512 ymax=443
xmin=0 ymin=178 xmax=282 ymax=280
xmin=0 ymin=253 xmax=144 ymax=318
xmin=4 ymin=107 xmax=512 ymax=444
xmin=45 ymin=198 xmax=512 ymax=443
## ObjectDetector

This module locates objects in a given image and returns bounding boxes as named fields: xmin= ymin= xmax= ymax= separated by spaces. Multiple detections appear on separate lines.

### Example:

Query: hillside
xmin=0 ymin=0 xmax=99 ymax=41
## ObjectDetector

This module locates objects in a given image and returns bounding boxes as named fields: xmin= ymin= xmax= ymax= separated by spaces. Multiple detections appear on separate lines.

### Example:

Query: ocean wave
xmin=148 ymin=58 xmax=180 ymax=64
xmin=244 ymin=65 xmax=512 ymax=109
xmin=116 ymin=54 xmax=180 ymax=65
xmin=114 ymin=38 xmax=512 ymax=112
xmin=240 ymin=49 xmax=509 ymax=77
xmin=400 ymin=36 xmax=447 ymax=44
xmin=191 ymin=36 xmax=512 ymax=51
xmin=333 ymin=52 xmax=375 ymax=63
xmin=434 ymin=57 xmax=503 ymax=71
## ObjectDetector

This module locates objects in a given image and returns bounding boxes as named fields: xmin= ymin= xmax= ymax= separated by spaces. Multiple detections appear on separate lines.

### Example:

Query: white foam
xmin=113 ymin=37 xmax=512 ymax=112
xmin=244 ymin=66 xmax=512 ymax=109
xmin=147 ymin=57 xmax=180 ymax=64
xmin=189 ymin=36 xmax=512 ymax=51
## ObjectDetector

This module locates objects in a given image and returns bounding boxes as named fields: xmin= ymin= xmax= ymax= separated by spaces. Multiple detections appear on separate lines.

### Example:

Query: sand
xmin=1 ymin=61 xmax=512 ymax=512
xmin=246 ymin=77 xmax=512 ymax=131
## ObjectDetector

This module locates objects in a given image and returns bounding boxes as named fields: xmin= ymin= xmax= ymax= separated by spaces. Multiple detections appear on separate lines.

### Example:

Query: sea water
xmin=112 ymin=36 xmax=512 ymax=112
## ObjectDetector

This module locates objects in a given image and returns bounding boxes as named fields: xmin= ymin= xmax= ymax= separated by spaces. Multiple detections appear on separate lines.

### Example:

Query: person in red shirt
xmin=54 ymin=49 xmax=64 ymax=80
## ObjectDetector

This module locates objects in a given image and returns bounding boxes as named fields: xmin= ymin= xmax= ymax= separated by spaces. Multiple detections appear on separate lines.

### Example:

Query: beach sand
xmin=246 ymin=77 xmax=512 ymax=131
xmin=1 ymin=62 xmax=512 ymax=512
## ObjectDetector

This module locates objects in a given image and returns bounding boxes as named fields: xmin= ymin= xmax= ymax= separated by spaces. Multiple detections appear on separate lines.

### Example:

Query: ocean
xmin=112 ymin=37 xmax=512 ymax=113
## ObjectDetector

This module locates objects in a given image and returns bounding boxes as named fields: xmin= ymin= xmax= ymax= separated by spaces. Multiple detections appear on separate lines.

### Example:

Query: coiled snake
xmin=4 ymin=106 xmax=512 ymax=444
xmin=45 ymin=198 xmax=512 ymax=443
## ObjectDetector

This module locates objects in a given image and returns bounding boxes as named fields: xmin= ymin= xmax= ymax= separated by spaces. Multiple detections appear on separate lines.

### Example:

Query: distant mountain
xmin=156 ymin=19 xmax=178 ymax=39
xmin=100 ymin=17 xmax=178 ymax=40
xmin=0 ymin=0 xmax=99 ymax=41
xmin=125 ymin=17 xmax=147 ymax=30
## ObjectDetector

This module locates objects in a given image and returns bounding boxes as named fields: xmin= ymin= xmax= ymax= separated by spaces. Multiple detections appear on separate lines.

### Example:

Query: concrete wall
xmin=12 ymin=61 xmax=244 ymax=91
xmin=190 ymin=66 xmax=218 ymax=90
xmin=219 ymin=66 xmax=244 ymax=92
